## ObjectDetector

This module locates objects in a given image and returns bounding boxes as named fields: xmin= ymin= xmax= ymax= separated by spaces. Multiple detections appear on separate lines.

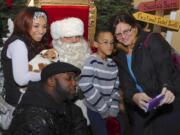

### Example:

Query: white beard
xmin=52 ymin=39 xmax=91 ymax=69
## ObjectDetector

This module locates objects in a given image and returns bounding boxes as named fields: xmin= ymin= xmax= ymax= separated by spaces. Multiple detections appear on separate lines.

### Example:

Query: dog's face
xmin=41 ymin=49 xmax=59 ymax=61
xmin=29 ymin=49 xmax=59 ymax=72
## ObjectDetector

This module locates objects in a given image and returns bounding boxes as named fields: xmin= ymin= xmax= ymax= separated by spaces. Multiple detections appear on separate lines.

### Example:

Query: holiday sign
xmin=138 ymin=0 xmax=180 ymax=12
xmin=133 ymin=12 xmax=180 ymax=30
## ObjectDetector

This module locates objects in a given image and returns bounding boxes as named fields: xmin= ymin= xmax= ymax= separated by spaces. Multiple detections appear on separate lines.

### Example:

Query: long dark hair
xmin=12 ymin=7 xmax=49 ymax=49
xmin=111 ymin=12 xmax=141 ymax=35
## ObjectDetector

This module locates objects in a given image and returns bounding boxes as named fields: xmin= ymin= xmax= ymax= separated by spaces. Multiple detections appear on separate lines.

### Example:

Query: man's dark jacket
xmin=5 ymin=82 xmax=89 ymax=135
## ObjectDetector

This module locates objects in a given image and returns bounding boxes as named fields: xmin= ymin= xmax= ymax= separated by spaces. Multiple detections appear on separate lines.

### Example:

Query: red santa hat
xmin=50 ymin=17 xmax=84 ymax=40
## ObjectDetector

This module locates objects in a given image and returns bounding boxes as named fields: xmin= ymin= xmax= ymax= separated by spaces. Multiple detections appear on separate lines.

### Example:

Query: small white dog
xmin=29 ymin=49 xmax=59 ymax=72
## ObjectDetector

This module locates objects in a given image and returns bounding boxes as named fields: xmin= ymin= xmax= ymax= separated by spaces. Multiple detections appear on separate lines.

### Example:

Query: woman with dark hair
xmin=112 ymin=12 xmax=180 ymax=135
xmin=1 ymin=7 xmax=49 ymax=106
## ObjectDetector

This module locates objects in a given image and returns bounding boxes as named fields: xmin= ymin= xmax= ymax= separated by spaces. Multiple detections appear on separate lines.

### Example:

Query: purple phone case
xmin=145 ymin=94 xmax=164 ymax=112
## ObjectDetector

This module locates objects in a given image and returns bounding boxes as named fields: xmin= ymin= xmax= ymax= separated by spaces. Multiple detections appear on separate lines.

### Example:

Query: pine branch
xmin=95 ymin=0 xmax=134 ymax=28
xmin=0 ymin=0 xmax=27 ymax=47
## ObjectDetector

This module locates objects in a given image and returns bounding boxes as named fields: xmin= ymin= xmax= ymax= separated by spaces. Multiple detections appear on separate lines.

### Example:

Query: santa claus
xmin=50 ymin=17 xmax=91 ymax=69
xmin=50 ymin=17 xmax=91 ymax=125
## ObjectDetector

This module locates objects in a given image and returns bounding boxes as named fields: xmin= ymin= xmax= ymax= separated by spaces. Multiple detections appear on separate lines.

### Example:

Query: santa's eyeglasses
xmin=63 ymin=36 xmax=82 ymax=39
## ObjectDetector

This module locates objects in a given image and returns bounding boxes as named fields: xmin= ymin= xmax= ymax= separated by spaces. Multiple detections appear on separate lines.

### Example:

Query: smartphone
xmin=145 ymin=94 xmax=164 ymax=112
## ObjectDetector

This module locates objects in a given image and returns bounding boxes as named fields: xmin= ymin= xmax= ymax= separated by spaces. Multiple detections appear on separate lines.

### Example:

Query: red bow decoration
xmin=6 ymin=0 xmax=13 ymax=7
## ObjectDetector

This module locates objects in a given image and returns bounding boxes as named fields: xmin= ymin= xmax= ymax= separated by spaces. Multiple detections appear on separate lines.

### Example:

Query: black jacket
xmin=113 ymin=31 xmax=180 ymax=134
xmin=1 ymin=34 xmax=46 ymax=106
xmin=5 ymin=82 xmax=89 ymax=135
xmin=114 ymin=31 xmax=180 ymax=105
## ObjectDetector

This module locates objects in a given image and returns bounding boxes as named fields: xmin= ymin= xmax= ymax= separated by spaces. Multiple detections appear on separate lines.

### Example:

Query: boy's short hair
xmin=94 ymin=25 xmax=112 ymax=42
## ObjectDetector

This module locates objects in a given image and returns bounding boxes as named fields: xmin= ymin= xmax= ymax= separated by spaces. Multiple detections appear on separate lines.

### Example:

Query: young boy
xmin=79 ymin=27 xmax=121 ymax=135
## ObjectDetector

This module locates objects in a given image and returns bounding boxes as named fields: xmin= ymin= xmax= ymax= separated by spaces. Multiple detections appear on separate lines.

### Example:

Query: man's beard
xmin=52 ymin=39 xmax=91 ymax=69
xmin=54 ymin=79 xmax=75 ymax=103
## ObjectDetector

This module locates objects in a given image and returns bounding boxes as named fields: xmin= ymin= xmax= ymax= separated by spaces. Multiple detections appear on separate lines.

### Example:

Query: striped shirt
xmin=79 ymin=54 xmax=120 ymax=117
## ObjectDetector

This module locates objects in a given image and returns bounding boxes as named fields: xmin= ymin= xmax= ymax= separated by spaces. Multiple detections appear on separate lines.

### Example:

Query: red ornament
xmin=6 ymin=0 xmax=13 ymax=7
xmin=106 ymin=117 xmax=121 ymax=135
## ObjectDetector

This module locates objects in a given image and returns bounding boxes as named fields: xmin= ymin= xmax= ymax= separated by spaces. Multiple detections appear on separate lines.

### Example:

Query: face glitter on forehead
xmin=33 ymin=12 xmax=47 ymax=21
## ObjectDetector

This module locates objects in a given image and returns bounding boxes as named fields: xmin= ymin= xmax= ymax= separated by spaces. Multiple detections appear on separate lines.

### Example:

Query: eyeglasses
xmin=115 ymin=27 xmax=132 ymax=38
xmin=63 ymin=35 xmax=82 ymax=39
xmin=97 ymin=41 xmax=114 ymax=46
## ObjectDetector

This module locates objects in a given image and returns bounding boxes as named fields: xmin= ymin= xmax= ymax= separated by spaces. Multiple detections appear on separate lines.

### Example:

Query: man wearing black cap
xmin=5 ymin=62 xmax=90 ymax=135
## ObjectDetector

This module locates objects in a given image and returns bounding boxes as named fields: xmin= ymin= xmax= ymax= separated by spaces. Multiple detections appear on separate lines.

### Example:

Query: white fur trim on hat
xmin=50 ymin=17 xmax=84 ymax=39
